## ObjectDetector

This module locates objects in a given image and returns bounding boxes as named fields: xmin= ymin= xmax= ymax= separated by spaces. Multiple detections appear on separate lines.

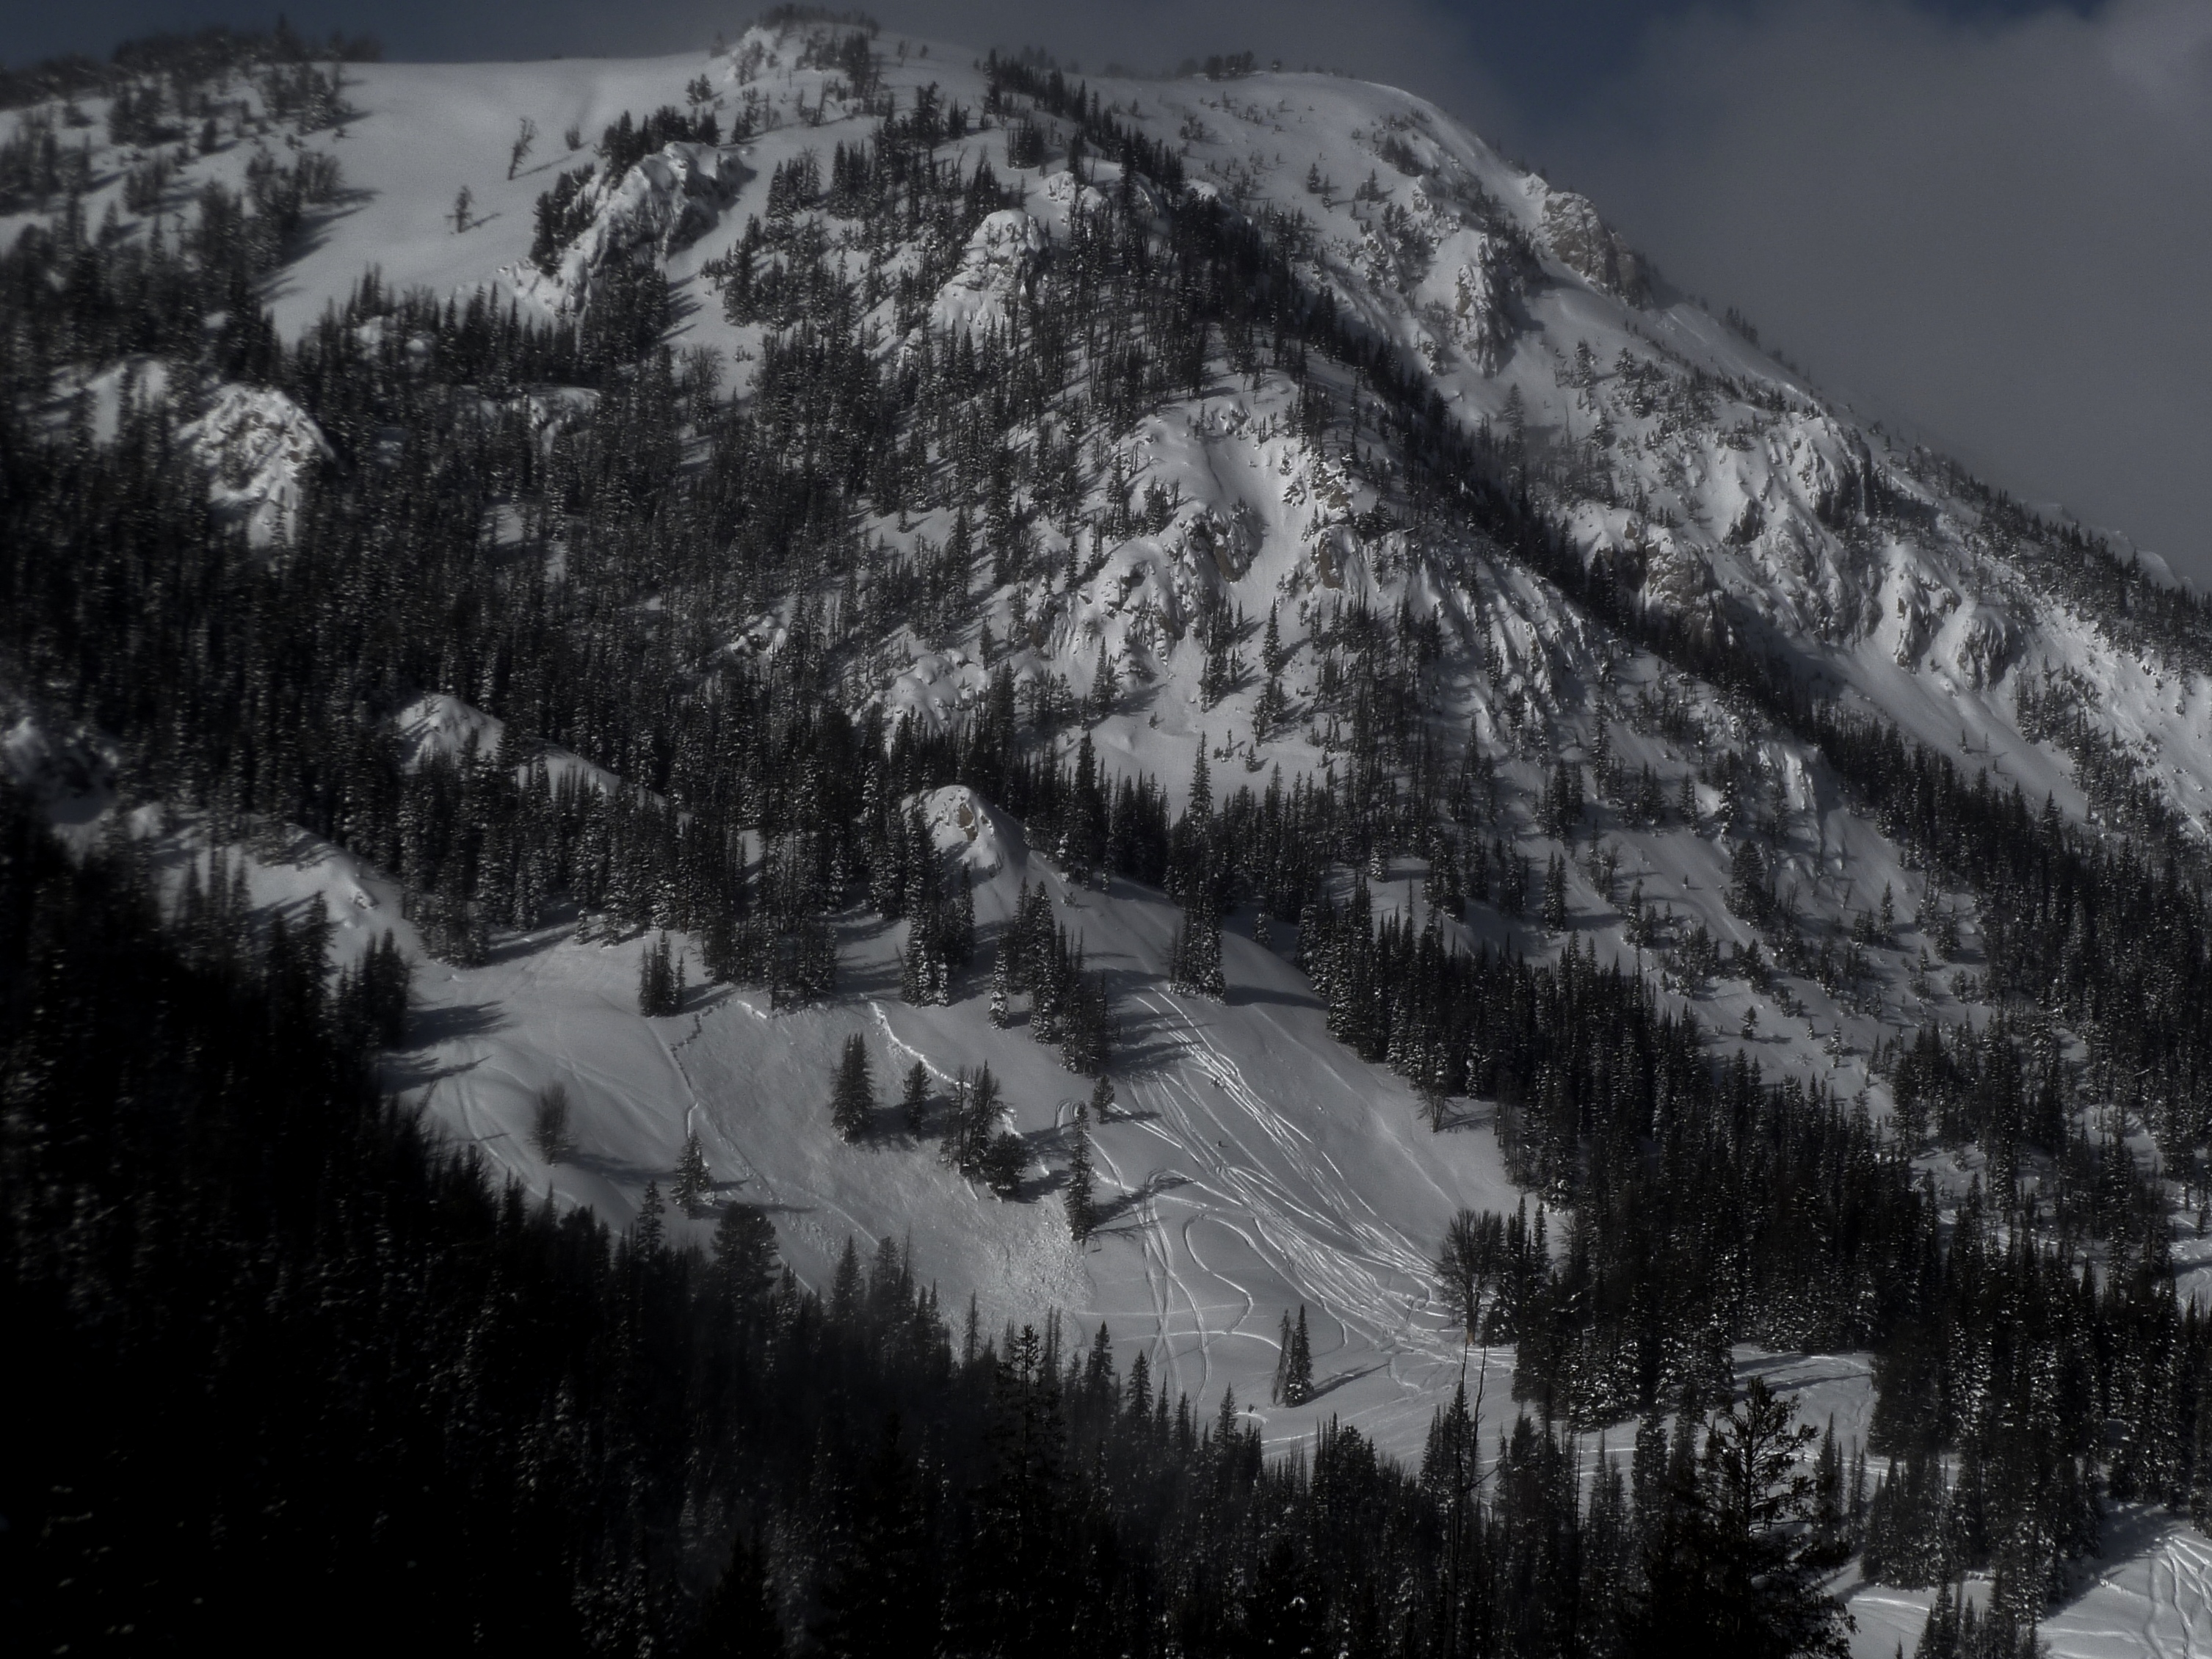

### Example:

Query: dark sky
xmin=18 ymin=0 xmax=2210 ymax=578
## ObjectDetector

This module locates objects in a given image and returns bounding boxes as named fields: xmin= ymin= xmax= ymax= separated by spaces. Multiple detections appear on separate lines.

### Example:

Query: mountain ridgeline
xmin=4 ymin=13 xmax=2211 ymax=1656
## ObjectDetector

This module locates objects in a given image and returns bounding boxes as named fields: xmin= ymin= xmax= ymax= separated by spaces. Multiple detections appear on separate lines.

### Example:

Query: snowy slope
xmin=12 ymin=20 xmax=2212 ymax=1648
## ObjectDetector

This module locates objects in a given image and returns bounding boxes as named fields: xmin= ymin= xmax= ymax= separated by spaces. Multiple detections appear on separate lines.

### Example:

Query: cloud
xmin=1529 ymin=0 xmax=2212 ymax=575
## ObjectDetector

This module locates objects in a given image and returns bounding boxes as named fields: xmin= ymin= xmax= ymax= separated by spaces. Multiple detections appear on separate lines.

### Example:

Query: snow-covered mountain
xmin=7 ymin=18 xmax=2212 ymax=1652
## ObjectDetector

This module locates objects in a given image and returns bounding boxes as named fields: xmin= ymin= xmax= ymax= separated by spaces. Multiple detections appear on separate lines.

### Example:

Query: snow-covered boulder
xmin=1410 ymin=228 xmax=1521 ymax=375
xmin=921 ymin=784 xmax=1022 ymax=878
xmin=395 ymin=692 xmax=506 ymax=771
xmin=1934 ymin=600 xmax=2017 ymax=689
xmin=885 ymin=650 xmax=990 ymax=734
xmin=178 ymin=384 xmax=333 ymax=545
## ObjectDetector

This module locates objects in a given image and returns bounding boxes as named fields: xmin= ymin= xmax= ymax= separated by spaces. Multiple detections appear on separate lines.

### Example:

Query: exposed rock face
xmin=507 ymin=142 xmax=748 ymax=318
xmin=1539 ymin=190 xmax=1647 ymax=305
xmin=932 ymin=208 xmax=1047 ymax=335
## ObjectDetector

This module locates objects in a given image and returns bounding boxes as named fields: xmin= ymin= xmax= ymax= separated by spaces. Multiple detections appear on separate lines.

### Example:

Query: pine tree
xmin=1088 ymin=638 xmax=1120 ymax=716
xmin=532 ymin=1081 xmax=573 ymax=1163
xmin=635 ymin=1180 xmax=666 ymax=1253
xmin=988 ymin=942 xmax=1012 ymax=1026
xmin=1627 ymin=1377 xmax=1853 ymax=1658
xmin=712 ymin=1204 xmax=780 ymax=1312
xmin=1283 ymin=1306 xmax=1314 ymax=1405
xmin=812 ymin=1418 xmax=934 ymax=1658
xmin=951 ymin=869 xmax=976 ymax=966
xmin=901 ymin=1061 xmax=931 ymax=1134
xmin=1542 ymin=852 xmax=1569 ymax=933
xmin=1065 ymin=1103 xmax=1095 ymax=1241
xmin=982 ymin=1129 xmax=1026 ymax=1197
xmin=687 ymin=1533 xmax=788 ymax=1658
xmin=900 ymin=913 xmax=934 ymax=1004
xmin=639 ymin=931 xmax=683 ymax=1015
xmin=830 ymin=1034 xmax=874 ymax=1140
xmin=1170 ymin=890 xmax=1225 ymax=999
xmin=674 ymin=1130 xmax=711 ymax=1217
xmin=1271 ymin=1310 xmax=1294 ymax=1404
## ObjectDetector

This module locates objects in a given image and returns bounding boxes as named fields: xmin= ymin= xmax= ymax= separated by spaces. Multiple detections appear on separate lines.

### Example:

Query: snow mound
xmin=177 ymin=384 xmax=332 ymax=545
xmin=921 ymin=784 xmax=1022 ymax=877
xmin=884 ymin=650 xmax=990 ymax=733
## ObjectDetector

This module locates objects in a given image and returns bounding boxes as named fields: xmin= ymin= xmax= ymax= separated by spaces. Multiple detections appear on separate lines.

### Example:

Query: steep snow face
xmin=1070 ymin=63 xmax=2212 ymax=846
xmin=177 ymin=384 xmax=332 ymax=545
xmin=1413 ymin=227 xmax=1523 ymax=375
xmin=506 ymin=140 xmax=748 ymax=317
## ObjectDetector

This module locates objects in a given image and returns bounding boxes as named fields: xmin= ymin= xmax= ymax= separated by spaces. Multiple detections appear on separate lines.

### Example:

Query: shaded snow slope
xmin=395 ymin=791 xmax=1523 ymax=1462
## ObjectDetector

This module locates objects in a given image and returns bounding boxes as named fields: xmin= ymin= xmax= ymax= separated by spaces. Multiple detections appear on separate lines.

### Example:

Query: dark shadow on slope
xmin=1222 ymin=983 xmax=1321 ymax=1012
xmin=401 ymin=998 xmax=507 ymax=1047
xmin=1300 ymin=1361 xmax=1387 ymax=1404
xmin=1092 ymin=1172 xmax=1192 ymax=1233
xmin=565 ymin=1147 xmax=675 ymax=1186
xmin=1429 ymin=1097 xmax=1495 ymax=1134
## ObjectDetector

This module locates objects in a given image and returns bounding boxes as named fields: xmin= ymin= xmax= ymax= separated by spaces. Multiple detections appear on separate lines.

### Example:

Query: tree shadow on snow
xmin=401 ymin=998 xmax=507 ymax=1048
xmin=1301 ymin=1361 xmax=1387 ymax=1404
xmin=1429 ymin=1097 xmax=1495 ymax=1134
xmin=565 ymin=1147 xmax=675 ymax=1186
xmin=1222 ymin=983 xmax=1320 ymax=1012
xmin=1092 ymin=1172 xmax=1192 ymax=1232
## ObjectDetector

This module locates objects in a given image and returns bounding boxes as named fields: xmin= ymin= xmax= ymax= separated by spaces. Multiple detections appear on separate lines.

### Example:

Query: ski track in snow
xmin=2041 ymin=1520 xmax=2212 ymax=1659
xmin=1120 ymin=987 xmax=1456 ymax=1404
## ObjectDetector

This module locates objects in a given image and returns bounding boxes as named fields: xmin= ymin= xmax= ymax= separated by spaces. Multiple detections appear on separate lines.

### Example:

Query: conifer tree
xmin=1626 ymin=1378 xmax=1852 ymax=1658
xmin=1088 ymin=638 xmax=1120 ymax=716
xmin=687 ymin=1533 xmax=788 ymax=1658
xmin=1170 ymin=889 xmax=1225 ymax=999
xmin=901 ymin=1061 xmax=931 ymax=1134
xmin=533 ymin=1081 xmax=573 ymax=1163
xmin=639 ymin=931 xmax=685 ymax=1015
xmin=900 ymin=922 xmax=935 ymax=1006
xmin=1541 ymin=852 xmax=1569 ymax=934
xmin=674 ymin=1129 xmax=711 ymax=1217
xmin=1283 ymin=1306 xmax=1314 ymax=1405
xmin=1065 ymin=1103 xmax=1095 ymax=1241
xmin=830 ymin=1034 xmax=874 ymax=1140
xmin=711 ymin=1203 xmax=780 ymax=1312
xmin=635 ymin=1180 xmax=666 ymax=1254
